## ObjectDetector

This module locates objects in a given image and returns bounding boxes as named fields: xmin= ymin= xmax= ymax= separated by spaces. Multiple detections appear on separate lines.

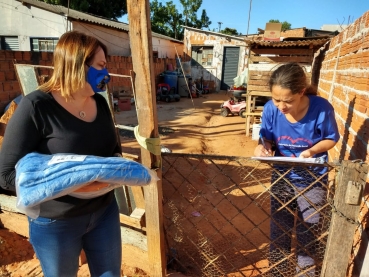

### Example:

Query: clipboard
xmin=251 ymin=155 xmax=326 ymax=164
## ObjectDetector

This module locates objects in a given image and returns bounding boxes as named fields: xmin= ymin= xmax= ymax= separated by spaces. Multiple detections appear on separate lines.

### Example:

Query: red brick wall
xmin=0 ymin=51 xmax=176 ymax=112
xmin=281 ymin=28 xmax=305 ymax=38
xmin=318 ymin=10 xmax=369 ymax=276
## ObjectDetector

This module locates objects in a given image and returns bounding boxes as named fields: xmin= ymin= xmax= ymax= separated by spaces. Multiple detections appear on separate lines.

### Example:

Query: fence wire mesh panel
xmin=162 ymin=153 xmax=338 ymax=277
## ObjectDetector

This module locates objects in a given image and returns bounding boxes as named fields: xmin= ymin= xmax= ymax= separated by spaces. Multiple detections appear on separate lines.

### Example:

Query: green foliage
xmin=268 ymin=19 xmax=292 ymax=32
xmin=39 ymin=0 xmax=127 ymax=20
xmin=197 ymin=9 xmax=211 ymax=29
xmin=150 ymin=0 xmax=183 ymax=40
xmin=219 ymin=27 xmax=240 ymax=36
xmin=150 ymin=0 xmax=211 ymax=40
xmin=179 ymin=0 xmax=202 ymax=26
xmin=42 ymin=0 xmax=213 ymax=41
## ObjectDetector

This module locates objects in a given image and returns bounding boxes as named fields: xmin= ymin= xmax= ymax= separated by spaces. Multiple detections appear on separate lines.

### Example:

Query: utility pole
xmin=218 ymin=22 xmax=223 ymax=32
xmin=246 ymin=0 xmax=252 ymax=36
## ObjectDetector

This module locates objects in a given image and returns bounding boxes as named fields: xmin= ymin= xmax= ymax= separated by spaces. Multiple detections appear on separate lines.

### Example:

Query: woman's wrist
xmin=254 ymin=144 xmax=266 ymax=156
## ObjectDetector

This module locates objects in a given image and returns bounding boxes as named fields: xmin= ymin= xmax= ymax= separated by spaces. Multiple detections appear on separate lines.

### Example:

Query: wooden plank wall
xmin=245 ymin=47 xmax=314 ymax=136
xmin=247 ymin=70 xmax=312 ymax=94
xmin=248 ymin=47 xmax=315 ymax=94
xmin=247 ymin=70 xmax=272 ymax=94
xmin=249 ymin=48 xmax=314 ymax=64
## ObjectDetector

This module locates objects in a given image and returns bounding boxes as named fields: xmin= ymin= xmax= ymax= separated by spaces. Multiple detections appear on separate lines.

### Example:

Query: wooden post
xmin=321 ymin=161 xmax=368 ymax=277
xmin=126 ymin=0 xmax=165 ymax=276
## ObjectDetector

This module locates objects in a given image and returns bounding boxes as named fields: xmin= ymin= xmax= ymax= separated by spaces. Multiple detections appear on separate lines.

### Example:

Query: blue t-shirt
xmin=260 ymin=95 xmax=339 ymax=185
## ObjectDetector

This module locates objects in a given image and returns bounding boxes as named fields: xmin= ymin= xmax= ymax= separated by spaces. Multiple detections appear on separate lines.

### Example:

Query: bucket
xmin=118 ymin=99 xmax=131 ymax=111
xmin=163 ymin=73 xmax=178 ymax=93
xmin=167 ymin=64 xmax=174 ymax=71
xmin=252 ymin=124 xmax=261 ymax=141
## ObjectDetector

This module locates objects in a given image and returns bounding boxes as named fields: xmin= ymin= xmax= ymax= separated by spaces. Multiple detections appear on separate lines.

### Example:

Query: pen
xmin=259 ymin=133 xmax=270 ymax=156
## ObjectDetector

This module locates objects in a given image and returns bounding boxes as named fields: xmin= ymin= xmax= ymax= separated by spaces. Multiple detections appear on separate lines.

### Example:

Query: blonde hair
xmin=38 ymin=31 xmax=108 ymax=99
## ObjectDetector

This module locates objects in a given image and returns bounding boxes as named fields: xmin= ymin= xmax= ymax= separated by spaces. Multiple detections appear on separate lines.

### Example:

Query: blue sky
xmin=119 ymin=0 xmax=369 ymax=35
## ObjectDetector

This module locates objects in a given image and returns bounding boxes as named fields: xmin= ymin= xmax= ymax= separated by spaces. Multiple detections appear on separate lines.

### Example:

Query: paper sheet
xmin=251 ymin=156 xmax=325 ymax=164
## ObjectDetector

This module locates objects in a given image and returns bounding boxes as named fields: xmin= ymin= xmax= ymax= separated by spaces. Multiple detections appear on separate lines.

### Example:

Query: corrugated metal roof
xmin=16 ymin=0 xmax=183 ymax=43
xmin=244 ymin=38 xmax=330 ymax=48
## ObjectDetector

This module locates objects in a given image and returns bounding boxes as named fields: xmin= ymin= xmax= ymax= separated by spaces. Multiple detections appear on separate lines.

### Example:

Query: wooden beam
xmin=126 ymin=0 xmax=165 ymax=276
xmin=245 ymin=112 xmax=262 ymax=116
xmin=130 ymin=187 xmax=146 ymax=209
xmin=0 ymin=210 xmax=28 ymax=238
xmin=248 ymin=71 xmax=272 ymax=80
xmin=247 ymin=91 xmax=272 ymax=97
xmin=119 ymin=208 xmax=146 ymax=230
xmin=321 ymin=161 xmax=368 ymax=277
xmin=248 ymin=75 xmax=271 ymax=81
xmin=121 ymin=152 xmax=139 ymax=161
xmin=247 ymin=85 xmax=270 ymax=92
xmin=249 ymin=70 xmax=272 ymax=76
xmin=248 ymin=79 xmax=269 ymax=86
xmin=251 ymin=48 xmax=313 ymax=55
xmin=250 ymin=55 xmax=312 ymax=63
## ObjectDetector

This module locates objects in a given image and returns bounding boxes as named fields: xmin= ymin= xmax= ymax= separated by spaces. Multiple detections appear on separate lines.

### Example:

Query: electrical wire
xmin=78 ymin=24 xmax=131 ymax=50
xmin=0 ymin=1 xmax=65 ymax=35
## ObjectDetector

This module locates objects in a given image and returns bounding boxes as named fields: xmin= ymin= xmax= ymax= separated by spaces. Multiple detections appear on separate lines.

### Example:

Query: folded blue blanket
xmin=15 ymin=152 xmax=153 ymax=211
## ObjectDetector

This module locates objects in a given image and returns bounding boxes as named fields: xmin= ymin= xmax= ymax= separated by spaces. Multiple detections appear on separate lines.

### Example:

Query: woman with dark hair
xmin=254 ymin=62 xmax=339 ymax=276
xmin=0 ymin=31 xmax=122 ymax=276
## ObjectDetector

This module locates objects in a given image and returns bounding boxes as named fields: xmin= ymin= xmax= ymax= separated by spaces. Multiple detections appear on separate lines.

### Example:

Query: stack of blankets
xmin=15 ymin=152 xmax=154 ymax=213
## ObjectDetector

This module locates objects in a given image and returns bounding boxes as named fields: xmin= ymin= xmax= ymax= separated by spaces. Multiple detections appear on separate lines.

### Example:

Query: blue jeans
xmin=269 ymin=181 xmax=327 ymax=276
xmin=29 ymin=199 xmax=122 ymax=277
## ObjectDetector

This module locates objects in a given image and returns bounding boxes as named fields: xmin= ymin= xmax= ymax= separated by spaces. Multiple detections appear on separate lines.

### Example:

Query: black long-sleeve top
xmin=0 ymin=90 xmax=121 ymax=219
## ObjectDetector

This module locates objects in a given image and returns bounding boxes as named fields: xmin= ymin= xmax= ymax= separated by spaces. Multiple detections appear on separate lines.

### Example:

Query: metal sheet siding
xmin=221 ymin=47 xmax=240 ymax=90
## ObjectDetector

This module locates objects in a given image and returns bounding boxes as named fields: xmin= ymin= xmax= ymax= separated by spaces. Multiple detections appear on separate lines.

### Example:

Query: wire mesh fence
xmin=162 ymin=153 xmax=339 ymax=277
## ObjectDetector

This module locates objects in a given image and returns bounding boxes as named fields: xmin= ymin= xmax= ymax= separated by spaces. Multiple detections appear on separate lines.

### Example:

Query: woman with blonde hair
xmin=0 ymin=31 xmax=122 ymax=277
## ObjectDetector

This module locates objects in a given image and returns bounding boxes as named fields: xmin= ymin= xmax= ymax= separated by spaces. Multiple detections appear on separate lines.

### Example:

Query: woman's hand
xmin=74 ymin=181 xmax=109 ymax=192
xmin=254 ymin=144 xmax=272 ymax=157
xmin=299 ymin=149 xmax=313 ymax=158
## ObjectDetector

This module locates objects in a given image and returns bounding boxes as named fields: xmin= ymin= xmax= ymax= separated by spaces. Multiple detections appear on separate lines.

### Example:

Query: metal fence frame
xmin=161 ymin=153 xmax=367 ymax=277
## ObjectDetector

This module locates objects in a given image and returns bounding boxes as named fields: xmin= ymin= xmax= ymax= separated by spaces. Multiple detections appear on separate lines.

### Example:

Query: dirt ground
xmin=0 ymin=92 xmax=259 ymax=277
xmin=117 ymin=92 xmax=257 ymax=158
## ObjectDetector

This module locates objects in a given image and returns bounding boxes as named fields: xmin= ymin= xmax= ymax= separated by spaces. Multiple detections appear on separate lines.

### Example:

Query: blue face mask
xmin=86 ymin=66 xmax=110 ymax=93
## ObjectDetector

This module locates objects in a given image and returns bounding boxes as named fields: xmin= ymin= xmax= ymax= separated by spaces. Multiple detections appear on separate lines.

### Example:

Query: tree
xmin=150 ymin=0 xmax=211 ymax=40
xmin=150 ymin=0 xmax=184 ymax=40
xmin=39 ymin=0 xmax=127 ymax=20
xmin=268 ymin=19 xmax=291 ymax=32
xmin=219 ymin=27 xmax=240 ymax=36
xmin=179 ymin=0 xmax=202 ymax=26
xmin=196 ymin=9 xmax=211 ymax=30
xmin=166 ymin=2 xmax=184 ymax=39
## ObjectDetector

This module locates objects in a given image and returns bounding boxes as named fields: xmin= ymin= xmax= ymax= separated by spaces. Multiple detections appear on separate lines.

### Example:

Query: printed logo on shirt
xmin=277 ymin=136 xmax=313 ymax=157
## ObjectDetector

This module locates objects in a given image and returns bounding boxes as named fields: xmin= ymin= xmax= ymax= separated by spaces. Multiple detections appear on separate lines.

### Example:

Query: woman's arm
xmin=0 ymin=97 xmax=42 ymax=192
xmin=299 ymin=139 xmax=337 ymax=158
xmin=73 ymin=181 xmax=110 ymax=192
